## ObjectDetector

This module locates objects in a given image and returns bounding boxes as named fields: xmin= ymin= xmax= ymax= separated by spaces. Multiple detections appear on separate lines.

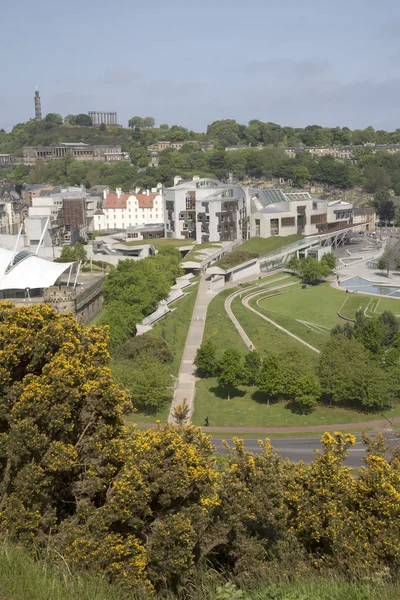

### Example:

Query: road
xmin=212 ymin=433 xmax=399 ymax=468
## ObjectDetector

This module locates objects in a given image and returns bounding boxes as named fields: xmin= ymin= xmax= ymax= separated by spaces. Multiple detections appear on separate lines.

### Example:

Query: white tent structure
xmin=0 ymin=248 xmax=73 ymax=292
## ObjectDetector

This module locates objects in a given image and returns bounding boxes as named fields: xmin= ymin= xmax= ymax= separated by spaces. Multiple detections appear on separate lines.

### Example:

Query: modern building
xmin=164 ymin=176 xmax=356 ymax=243
xmin=0 ymin=184 xmax=26 ymax=235
xmin=93 ymin=188 xmax=164 ymax=232
xmin=352 ymin=207 xmax=376 ymax=230
xmin=23 ymin=143 xmax=126 ymax=165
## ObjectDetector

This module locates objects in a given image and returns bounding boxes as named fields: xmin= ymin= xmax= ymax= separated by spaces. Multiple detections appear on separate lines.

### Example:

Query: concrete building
xmin=164 ymin=176 xmax=356 ymax=243
xmin=352 ymin=207 xmax=376 ymax=230
xmin=284 ymin=143 xmax=400 ymax=160
xmin=93 ymin=188 xmax=164 ymax=232
xmin=23 ymin=143 xmax=125 ymax=165
xmin=0 ymin=184 xmax=25 ymax=235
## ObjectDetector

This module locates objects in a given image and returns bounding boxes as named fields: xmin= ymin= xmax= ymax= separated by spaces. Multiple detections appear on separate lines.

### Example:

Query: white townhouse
xmin=94 ymin=188 xmax=165 ymax=232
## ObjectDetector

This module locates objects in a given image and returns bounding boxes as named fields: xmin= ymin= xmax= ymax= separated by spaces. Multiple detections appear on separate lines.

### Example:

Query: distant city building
xmin=23 ymin=143 xmax=126 ymax=165
xmin=284 ymin=143 xmax=400 ymax=160
xmin=0 ymin=183 xmax=26 ymax=235
xmin=0 ymin=154 xmax=15 ymax=167
xmin=93 ymin=187 xmax=164 ymax=232
xmin=34 ymin=89 xmax=42 ymax=121
xmin=88 ymin=111 xmax=118 ymax=126
xmin=147 ymin=141 xmax=213 ymax=153
xmin=164 ymin=176 xmax=360 ymax=243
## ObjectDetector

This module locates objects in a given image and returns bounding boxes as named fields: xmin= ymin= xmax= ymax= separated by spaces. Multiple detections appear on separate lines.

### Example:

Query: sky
xmin=1 ymin=0 xmax=400 ymax=132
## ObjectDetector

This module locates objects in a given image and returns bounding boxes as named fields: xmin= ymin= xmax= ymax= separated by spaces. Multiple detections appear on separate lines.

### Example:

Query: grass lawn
xmin=209 ymin=428 xmax=377 ymax=439
xmin=192 ymin=377 xmax=400 ymax=428
xmin=239 ymin=234 xmax=304 ymax=256
xmin=202 ymin=273 xmax=292 ymax=356
xmin=123 ymin=238 xmax=195 ymax=248
xmin=230 ymin=285 xmax=318 ymax=361
xmin=181 ymin=242 xmax=222 ymax=263
xmin=252 ymin=282 xmax=400 ymax=351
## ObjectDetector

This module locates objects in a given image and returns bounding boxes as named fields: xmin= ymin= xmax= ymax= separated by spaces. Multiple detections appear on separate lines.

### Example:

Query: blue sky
xmin=1 ymin=0 xmax=400 ymax=131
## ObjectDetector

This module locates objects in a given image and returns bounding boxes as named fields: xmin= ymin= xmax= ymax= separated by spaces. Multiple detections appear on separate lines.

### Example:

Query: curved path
xmin=223 ymin=275 xmax=290 ymax=349
xmin=225 ymin=279 xmax=320 ymax=355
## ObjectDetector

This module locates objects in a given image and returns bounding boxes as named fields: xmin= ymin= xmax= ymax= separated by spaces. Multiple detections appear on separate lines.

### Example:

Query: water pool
xmin=339 ymin=276 xmax=400 ymax=297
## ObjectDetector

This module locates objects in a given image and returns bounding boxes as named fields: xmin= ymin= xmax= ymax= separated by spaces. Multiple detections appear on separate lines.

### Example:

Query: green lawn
xmin=252 ymin=282 xmax=400 ymax=351
xmin=192 ymin=377 xmax=400 ymax=428
xmin=123 ymin=238 xmax=195 ymax=248
xmin=202 ymin=273 xmax=293 ymax=356
xmin=239 ymin=234 xmax=304 ymax=256
xmin=181 ymin=242 xmax=222 ymax=263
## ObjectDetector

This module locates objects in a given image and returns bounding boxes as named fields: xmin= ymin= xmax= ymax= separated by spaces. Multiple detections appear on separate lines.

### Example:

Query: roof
xmin=135 ymin=193 xmax=157 ymax=209
xmin=353 ymin=207 xmax=375 ymax=215
xmin=104 ymin=194 xmax=130 ymax=209
xmin=0 ymin=248 xmax=73 ymax=291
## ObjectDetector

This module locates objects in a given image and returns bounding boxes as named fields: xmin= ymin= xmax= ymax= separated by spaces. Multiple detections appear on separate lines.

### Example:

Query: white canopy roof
xmin=0 ymin=248 xmax=73 ymax=291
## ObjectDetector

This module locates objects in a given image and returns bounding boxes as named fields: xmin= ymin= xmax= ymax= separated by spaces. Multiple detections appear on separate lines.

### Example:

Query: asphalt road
xmin=212 ymin=433 xmax=399 ymax=468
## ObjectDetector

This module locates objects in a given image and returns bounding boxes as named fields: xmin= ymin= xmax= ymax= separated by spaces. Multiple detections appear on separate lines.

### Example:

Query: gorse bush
xmin=2 ymin=304 xmax=400 ymax=597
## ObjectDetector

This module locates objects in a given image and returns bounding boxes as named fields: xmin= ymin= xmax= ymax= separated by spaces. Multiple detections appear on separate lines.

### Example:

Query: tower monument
xmin=34 ymin=88 xmax=42 ymax=121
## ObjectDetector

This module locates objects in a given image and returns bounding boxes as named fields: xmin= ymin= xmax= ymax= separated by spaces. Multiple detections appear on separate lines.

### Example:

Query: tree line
xmin=195 ymin=307 xmax=400 ymax=413
xmin=1 ymin=302 xmax=400 ymax=597
xmin=3 ymin=118 xmax=400 ymax=196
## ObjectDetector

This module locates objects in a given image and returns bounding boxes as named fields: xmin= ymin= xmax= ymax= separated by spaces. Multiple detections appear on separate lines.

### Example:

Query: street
xmin=212 ymin=433 xmax=399 ymax=468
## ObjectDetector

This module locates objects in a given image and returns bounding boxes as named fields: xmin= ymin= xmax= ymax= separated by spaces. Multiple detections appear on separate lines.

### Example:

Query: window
xmin=281 ymin=217 xmax=295 ymax=227
xmin=311 ymin=214 xmax=327 ymax=224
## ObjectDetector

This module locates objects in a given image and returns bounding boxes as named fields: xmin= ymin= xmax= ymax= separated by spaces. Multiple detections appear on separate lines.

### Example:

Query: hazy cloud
xmin=100 ymin=68 xmax=142 ymax=85
xmin=244 ymin=58 xmax=332 ymax=79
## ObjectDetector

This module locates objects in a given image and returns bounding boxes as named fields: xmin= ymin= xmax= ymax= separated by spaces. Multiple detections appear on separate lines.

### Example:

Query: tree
xmin=299 ymin=256 xmax=328 ymax=284
xmin=292 ymin=165 xmax=310 ymax=187
xmin=99 ymin=122 xmax=106 ymax=131
xmin=173 ymin=399 xmax=190 ymax=426
xmin=143 ymin=116 xmax=155 ymax=128
xmin=257 ymin=353 xmax=285 ymax=404
xmin=318 ymin=334 xmax=391 ymax=410
xmin=128 ymin=116 xmax=145 ymax=129
xmin=194 ymin=340 xmax=218 ymax=377
xmin=111 ymin=357 xmax=173 ymax=414
xmin=292 ymin=373 xmax=321 ymax=414
xmin=74 ymin=113 xmax=93 ymax=127
xmin=286 ymin=255 xmax=301 ymax=273
xmin=44 ymin=113 xmax=63 ymax=125
xmin=377 ymin=245 xmax=396 ymax=276
xmin=380 ymin=200 xmax=395 ymax=223
xmin=217 ymin=349 xmax=243 ymax=399
xmin=0 ymin=303 xmax=129 ymax=544
xmin=320 ymin=252 xmax=336 ymax=271
xmin=243 ymin=350 xmax=261 ymax=386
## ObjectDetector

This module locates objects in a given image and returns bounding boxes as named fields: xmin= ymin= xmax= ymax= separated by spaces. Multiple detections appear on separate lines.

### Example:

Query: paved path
xmin=168 ymin=275 xmax=217 ymax=424
xmin=138 ymin=417 xmax=400 ymax=433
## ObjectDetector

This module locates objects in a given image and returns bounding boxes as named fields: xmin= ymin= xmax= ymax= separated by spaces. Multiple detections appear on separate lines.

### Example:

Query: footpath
xmin=139 ymin=417 xmax=400 ymax=433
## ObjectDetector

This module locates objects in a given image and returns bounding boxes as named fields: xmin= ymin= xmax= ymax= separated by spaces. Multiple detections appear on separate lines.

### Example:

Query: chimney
xmin=146 ymin=189 xmax=149 ymax=196
xmin=174 ymin=175 xmax=182 ymax=186
xmin=116 ymin=187 xmax=121 ymax=199
xmin=135 ymin=186 xmax=140 ymax=194
xmin=192 ymin=175 xmax=200 ymax=181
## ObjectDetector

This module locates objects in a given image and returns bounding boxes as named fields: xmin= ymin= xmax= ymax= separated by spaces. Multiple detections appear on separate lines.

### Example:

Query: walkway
xmin=168 ymin=275 xmax=217 ymax=424
xmin=139 ymin=417 xmax=400 ymax=433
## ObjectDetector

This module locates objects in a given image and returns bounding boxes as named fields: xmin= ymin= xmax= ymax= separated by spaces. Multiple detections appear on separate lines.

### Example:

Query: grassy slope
xmin=240 ymin=233 xmax=304 ymax=256
xmin=127 ymin=282 xmax=199 ymax=424
xmin=181 ymin=242 xmax=222 ymax=262
xmin=123 ymin=238 xmax=195 ymax=248
xmin=1 ymin=542 xmax=400 ymax=600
